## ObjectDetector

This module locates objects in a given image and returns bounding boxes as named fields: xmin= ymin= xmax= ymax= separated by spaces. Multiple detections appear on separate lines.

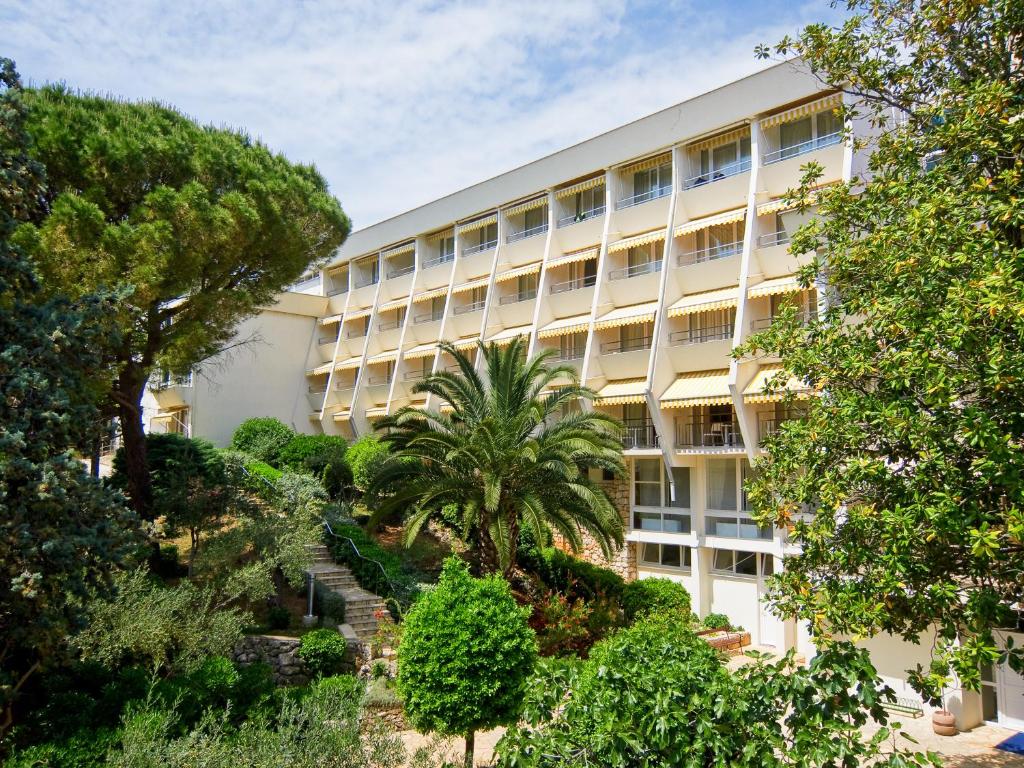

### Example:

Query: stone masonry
xmin=553 ymin=475 xmax=636 ymax=581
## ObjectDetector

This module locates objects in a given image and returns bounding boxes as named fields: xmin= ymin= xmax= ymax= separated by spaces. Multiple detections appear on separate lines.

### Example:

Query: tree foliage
xmin=397 ymin=558 xmax=537 ymax=768
xmin=15 ymin=89 xmax=349 ymax=514
xmin=370 ymin=338 xmax=625 ymax=576
xmin=230 ymin=418 xmax=295 ymax=466
xmin=347 ymin=435 xmax=390 ymax=494
xmin=0 ymin=57 xmax=141 ymax=736
xmin=743 ymin=0 xmax=1024 ymax=698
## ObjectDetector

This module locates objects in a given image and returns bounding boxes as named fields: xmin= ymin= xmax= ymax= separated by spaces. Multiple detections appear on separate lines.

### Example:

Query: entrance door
xmin=982 ymin=650 xmax=1024 ymax=730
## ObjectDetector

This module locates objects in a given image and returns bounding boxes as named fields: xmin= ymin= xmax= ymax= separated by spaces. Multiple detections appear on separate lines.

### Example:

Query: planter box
xmin=698 ymin=629 xmax=752 ymax=654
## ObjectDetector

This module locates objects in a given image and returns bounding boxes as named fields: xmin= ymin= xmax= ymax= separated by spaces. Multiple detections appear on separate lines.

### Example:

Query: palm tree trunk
xmin=477 ymin=529 xmax=500 ymax=575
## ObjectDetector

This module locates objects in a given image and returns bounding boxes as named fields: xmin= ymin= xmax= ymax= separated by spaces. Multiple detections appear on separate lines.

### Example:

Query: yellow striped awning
xmin=452 ymin=335 xmax=481 ymax=351
xmin=607 ymin=230 xmax=666 ymax=254
xmin=547 ymin=245 xmax=599 ymax=268
xmin=345 ymin=306 xmax=373 ymax=321
xmin=307 ymin=361 xmax=334 ymax=377
xmin=426 ymin=228 xmax=454 ymax=243
xmin=666 ymin=287 xmax=739 ymax=317
xmin=494 ymin=261 xmax=541 ymax=284
xmin=594 ymin=379 xmax=647 ymax=406
xmin=381 ymin=242 xmax=415 ymax=260
xmin=504 ymin=196 xmax=547 ymax=217
xmin=760 ymin=92 xmax=842 ymax=130
xmin=331 ymin=410 xmax=351 ymax=422
xmin=594 ymin=301 xmax=658 ymax=330
xmin=619 ymin=151 xmax=671 ymax=175
xmin=319 ymin=314 xmax=342 ymax=326
xmin=439 ymin=403 xmax=455 ymax=413
xmin=674 ymin=207 xmax=746 ymax=237
xmin=743 ymin=364 xmax=812 ymax=403
xmin=366 ymin=350 xmax=398 ymax=365
xmin=336 ymin=356 xmax=362 ymax=371
xmin=537 ymin=313 xmax=591 ymax=339
xmin=688 ymin=126 xmax=750 ymax=153
xmin=756 ymin=183 xmax=838 ymax=216
xmin=456 ymin=213 xmax=497 ymax=234
xmin=365 ymin=406 xmax=388 ymax=419
xmin=403 ymin=342 xmax=439 ymax=360
xmin=660 ymin=370 xmax=732 ymax=408
xmin=378 ymin=297 xmax=408 ymax=313
xmin=487 ymin=325 xmax=532 ymax=346
xmin=413 ymin=286 xmax=449 ymax=303
xmin=748 ymin=275 xmax=803 ymax=298
xmin=452 ymin=277 xmax=489 ymax=295
xmin=555 ymin=176 xmax=605 ymax=200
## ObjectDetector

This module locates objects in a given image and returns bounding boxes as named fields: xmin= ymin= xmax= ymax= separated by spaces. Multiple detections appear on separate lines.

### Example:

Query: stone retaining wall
xmin=233 ymin=631 xmax=362 ymax=686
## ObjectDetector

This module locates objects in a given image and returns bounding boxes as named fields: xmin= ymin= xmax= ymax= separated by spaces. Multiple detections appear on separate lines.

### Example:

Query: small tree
xmin=347 ymin=435 xmax=390 ymax=494
xmin=398 ymin=558 xmax=537 ymax=768
xmin=230 ymin=418 xmax=295 ymax=466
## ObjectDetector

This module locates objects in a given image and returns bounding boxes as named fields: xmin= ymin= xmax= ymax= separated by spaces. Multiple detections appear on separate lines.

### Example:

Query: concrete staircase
xmin=305 ymin=543 xmax=389 ymax=642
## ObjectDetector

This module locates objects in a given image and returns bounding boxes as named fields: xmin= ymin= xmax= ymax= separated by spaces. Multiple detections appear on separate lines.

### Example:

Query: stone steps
xmin=306 ymin=544 xmax=389 ymax=642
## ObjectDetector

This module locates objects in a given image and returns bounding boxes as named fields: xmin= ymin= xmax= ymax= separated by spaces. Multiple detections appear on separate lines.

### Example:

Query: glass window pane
xmin=740 ymin=137 xmax=751 ymax=161
xmin=816 ymin=110 xmax=841 ymax=138
xmin=663 ymin=513 xmax=691 ymax=534
xmin=713 ymin=549 xmax=734 ymax=572
xmin=710 ymin=516 xmax=738 ymax=538
xmin=660 ymin=545 xmax=681 ymax=567
xmin=780 ymin=117 xmax=812 ymax=151
xmin=760 ymin=554 xmax=774 ymax=577
xmin=635 ymin=483 xmax=661 ymax=507
xmin=735 ymin=551 xmax=757 ymax=576
xmin=667 ymin=467 xmax=691 ymax=508
xmin=712 ymin=143 xmax=737 ymax=172
xmin=738 ymin=519 xmax=762 ymax=539
xmin=634 ymin=511 xmax=663 ymax=531
xmin=982 ymin=685 xmax=998 ymax=721
xmin=634 ymin=458 xmax=660 ymax=482
xmin=640 ymin=543 xmax=660 ymax=564
xmin=707 ymin=459 xmax=738 ymax=510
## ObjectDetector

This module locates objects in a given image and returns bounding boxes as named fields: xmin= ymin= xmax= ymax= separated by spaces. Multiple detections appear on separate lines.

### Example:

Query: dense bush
xmin=702 ymin=612 xmax=732 ymax=631
xmin=346 ymin=435 xmax=389 ymax=493
xmin=266 ymin=605 xmax=291 ymax=631
xmin=3 ymin=726 xmax=120 ymax=768
xmin=230 ymin=417 xmax=295 ymax=465
xmin=297 ymin=629 xmax=349 ymax=678
xmin=518 ymin=543 xmax=625 ymax=601
xmin=316 ymin=587 xmax=346 ymax=626
xmin=278 ymin=434 xmax=351 ymax=499
xmin=529 ymin=590 xmax=621 ymax=658
xmin=620 ymin=578 xmax=693 ymax=623
xmin=324 ymin=522 xmax=420 ymax=611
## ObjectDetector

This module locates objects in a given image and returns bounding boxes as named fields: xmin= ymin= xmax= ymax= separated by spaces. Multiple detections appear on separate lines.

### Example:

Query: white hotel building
xmin=142 ymin=61 xmax=1023 ymax=731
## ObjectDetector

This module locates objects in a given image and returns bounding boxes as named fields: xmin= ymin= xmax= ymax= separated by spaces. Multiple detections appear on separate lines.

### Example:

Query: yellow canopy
xmin=486 ymin=325 xmax=532 ymax=347
xmin=306 ymin=361 xmax=334 ymax=377
xmin=742 ymin=364 xmax=811 ymax=403
xmin=660 ymin=370 xmax=732 ymax=408
xmin=413 ymin=286 xmax=449 ymax=303
xmin=381 ymin=242 xmax=415 ymax=260
xmin=747 ymin=275 xmax=803 ymax=298
xmin=619 ymin=151 xmax=671 ymax=175
xmin=760 ymin=92 xmax=842 ymax=129
xmin=366 ymin=350 xmax=398 ymax=365
xmin=345 ymin=307 xmax=373 ymax=321
xmin=555 ymin=176 xmax=605 ymax=200
xmin=426 ymin=228 xmax=454 ymax=242
xmin=594 ymin=379 xmax=647 ymax=406
xmin=546 ymin=245 xmax=599 ymax=269
xmin=688 ymin=126 xmax=750 ymax=153
xmin=504 ymin=196 xmax=547 ymax=217
xmin=336 ymin=355 xmax=362 ymax=371
xmin=666 ymin=287 xmax=739 ymax=317
xmin=456 ymin=213 xmax=497 ymax=234
xmin=403 ymin=342 xmax=439 ymax=360
xmin=594 ymin=301 xmax=658 ymax=330
xmin=756 ymin=182 xmax=838 ymax=216
xmin=319 ymin=314 xmax=342 ymax=326
xmin=452 ymin=277 xmax=489 ymax=295
xmin=608 ymin=229 xmax=665 ymax=254
xmin=674 ymin=207 xmax=746 ymax=237
xmin=537 ymin=313 xmax=591 ymax=339
xmin=378 ymin=297 xmax=409 ymax=313
xmin=494 ymin=262 xmax=542 ymax=284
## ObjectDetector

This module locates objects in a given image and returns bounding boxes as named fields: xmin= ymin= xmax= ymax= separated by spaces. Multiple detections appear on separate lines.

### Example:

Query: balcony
xmin=763 ymin=131 xmax=842 ymax=165
xmin=674 ymin=419 xmax=743 ymax=449
xmin=677 ymin=240 xmax=743 ymax=266
xmin=632 ymin=509 xmax=691 ymax=534
xmin=354 ymin=274 xmax=379 ymax=289
xmin=422 ymin=253 xmax=455 ymax=269
xmin=616 ymin=185 xmax=671 ymax=210
xmin=549 ymin=274 xmax=596 ymax=294
xmin=404 ymin=370 xmax=429 ymax=381
xmin=414 ymin=310 xmax=444 ymax=324
xmin=318 ymin=333 xmax=340 ymax=345
xmin=669 ymin=325 xmax=732 ymax=346
xmin=608 ymin=260 xmax=663 ymax=281
xmin=463 ymin=239 xmax=497 ymax=256
xmin=552 ymin=349 xmax=585 ymax=362
xmin=506 ymin=222 xmax=548 ymax=244
xmin=387 ymin=264 xmax=414 ymax=280
xmin=498 ymin=289 xmax=537 ymax=306
xmin=327 ymin=286 xmax=348 ymax=297
xmin=453 ymin=299 xmax=486 ymax=315
xmin=367 ymin=374 xmax=393 ymax=386
xmin=378 ymin=317 xmax=404 ymax=332
xmin=623 ymin=422 xmax=659 ymax=450
xmin=757 ymin=230 xmax=790 ymax=248
xmin=601 ymin=336 xmax=652 ymax=355
xmin=346 ymin=328 xmax=368 ymax=339
xmin=681 ymin=158 xmax=751 ymax=190
xmin=557 ymin=205 xmax=606 ymax=228
xmin=750 ymin=312 xmax=812 ymax=332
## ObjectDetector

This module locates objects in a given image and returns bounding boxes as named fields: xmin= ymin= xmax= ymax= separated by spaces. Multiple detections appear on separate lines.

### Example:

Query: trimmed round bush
xmin=702 ymin=612 xmax=732 ymax=630
xmin=279 ymin=433 xmax=351 ymax=498
xmin=620 ymin=577 xmax=692 ymax=623
xmin=298 ymin=628 xmax=349 ymax=678
xmin=346 ymin=435 xmax=390 ymax=493
xmin=230 ymin=417 xmax=294 ymax=465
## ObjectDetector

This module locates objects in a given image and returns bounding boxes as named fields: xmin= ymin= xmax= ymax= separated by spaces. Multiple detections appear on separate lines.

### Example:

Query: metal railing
xmin=354 ymin=274 xmax=379 ymax=289
xmin=551 ymin=349 xmax=584 ymax=361
xmin=387 ymin=264 xmax=414 ymax=279
xmin=763 ymin=131 xmax=842 ymax=164
xmin=462 ymin=239 xmax=497 ymax=256
xmin=404 ymin=370 xmax=429 ymax=381
xmin=153 ymin=372 xmax=193 ymax=390
xmin=681 ymin=158 xmax=752 ymax=189
xmin=422 ymin=253 xmax=455 ymax=269
xmin=608 ymin=260 xmax=663 ymax=281
xmin=750 ymin=312 xmax=813 ymax=332
xmin=668 ymin=324 xmax=732 ymax=346
xmin=318 ymin=334 xmax=340 ymax=345
xmin=321 ymin=518 xmax=409 ymax=613
xmin=601 ymin=336 xmax=653 ymax=354
xmin=378 ymin=318 xmax=405 ymax=331
xmin=677 ymin=240 xmax=743 ymax=266
xmin=499 ymin=289 xmax=537 ymax=305
xmin=549 ymin=274 xmax=596 ymax=294
xmin=414 ymin=310 xmax=444 ymax=324
xmin=506 ymin=223 xmax=548 ymax=243
xmin=616 ymin=185 xmax=671 ymax=210
xmin=674 ymin=418 xmax=744 ymax=449
xmin=758 ymin=416 xmax=780 ymax=444
xmin=367 ymin=375 xmax=393 ymax=386
xmin=346 ymin=328 xmax=368 ymax=339
xmin=556 ymin=205 xmax=606 ymax=228
xmin=758 ymin=230 xmax=790 ymax=248
xmin=706 ymin=514 xmax=772 ymax=540
xmin=623 ymin=422 xmax=659 ymax=449
xmin=327 ymin=286 xmax=348 ymax=297
xmin=334 ymin=382 xmax=356 ymax=391
xmin=453 ymin=300 xmax=485 ymax=315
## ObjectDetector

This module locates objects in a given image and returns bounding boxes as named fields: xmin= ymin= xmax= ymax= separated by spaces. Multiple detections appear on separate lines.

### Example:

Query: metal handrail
xmin=387 ymin=264 xmax=414 ymax=280
xmin=499 ymin=289 xmax=537 ymax=305
xmin=549 ymin=275 xmax=596 ymax=294
xmin=615 ymin=185 xmax=671 ymax=210
xmin=327 ymin=286 xmax=348 ymax=297
xmin=758 ymin=230 xmax=790 ymax=248
xmin=674 ymin=418 xmax=744 ymax=448
xmin=422 ymin=253 xmax=455 ymax=269
xmin=346 ymin=329 xmax=368 ymax=339
xmin=763 ymin=131 xmax=842 ymax=164
xmin=681 ymin=158 xmax=751 ymax=190
xmin=378 ymin=318 xmax=404 ymax=331
xmin=601 ymin=336 xmax=653 ymax=354
xmin=367 ymin=375 xmax=392 ymax=386
xmin=622 ymin=422 xmax=659 ymax=449
xmin=318 ymin=334 xmax=340 ymax=345
xmin=414 ymin=311 xmax=444 ymax=324
xmin=334 ymin=382 xmax=355 ymax=391
xmin=556 ymin=205 xmax=605 ymax=228
xmin=404 ymin=370 xmax=428 ymax=381
xmin=608 ymin=260 xmax=663 ymax=281
xmin=677 ymin=240 xmax=743 ymax=266
xmin=453 ymin=300 xmax=485 ymax=315
xmin=462 ymin=239 xmax=497 ymax=256
xmin=321 ymin=518 xmax=404 ymax=613
xmin=669 ymin=325 xmax=732 ymax=346
xmin=354 ymin=275 xmax=379 ymax=289
xmin=553 ymin=350 xmax=585 ymax=361
xmin=506 ymin=223 xmax=548 ymax=243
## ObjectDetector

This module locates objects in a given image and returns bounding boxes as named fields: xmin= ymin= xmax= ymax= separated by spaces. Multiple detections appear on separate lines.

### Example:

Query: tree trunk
xmin=115 ymin=372 xmax=153 ymax=516
xmin=90 ymin=435 xmax=101 ymax=478
xmin=464 ymin=730 xmax=475 ymax=768
xmin=477 ymin=529 xmax=500 ymax=576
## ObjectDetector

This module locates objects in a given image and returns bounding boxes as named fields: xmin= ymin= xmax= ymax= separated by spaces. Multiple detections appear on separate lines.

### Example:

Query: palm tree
xmin=368 ymin=337 xmax=625 ymax=577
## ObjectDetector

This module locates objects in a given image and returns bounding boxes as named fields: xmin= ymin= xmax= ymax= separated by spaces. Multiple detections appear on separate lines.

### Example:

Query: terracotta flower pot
xmin=931 ymin=709 xmax=957 ymax=737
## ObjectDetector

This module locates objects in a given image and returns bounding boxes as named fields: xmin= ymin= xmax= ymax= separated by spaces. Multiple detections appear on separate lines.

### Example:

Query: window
xmin=639 ymin=543 xmax=692 ymax=570
xmin=524 ymin=207 xmax=545 ymax=232
xmin=575 ymin=185 xmax=604 ymax=218
xmin=633 ymin=161 xmax=672 ymax=197
xmin=516 ymin=273 xmax=538 ymax=300
xmin=666 ymin=467 xmax=690 ymax=508
xmin=559 ymin=332 xmax=586 ymax=360
xmin=707 ymin=458 xmax=739 ymax=511
xmin=633 ymin=458 xmax=662 ymax=507
xmin=711 ymin=549 xmax=772 ymax=577
xmin=619 ymin=321 xmax=651 ymax=353
xmin=440 ymin=235 xmax=455 ymax=260
xmin=707 ymin=514 xmax=772 ymax=540
xmin=773 ymin=108 xmax=843 ymax=162
xmin=692 ymin=221 xmax=742 ymax=261
xmin=685 ymin=308 xmax=734 ymax=343
xmin=694 ymin=136 xmax=752 ymax=184
xmin=430 ymin=296 xmax=445 ymax=319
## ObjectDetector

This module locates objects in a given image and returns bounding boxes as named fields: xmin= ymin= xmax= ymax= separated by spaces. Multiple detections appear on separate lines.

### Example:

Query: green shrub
xmin=621 ymin=578 xmax=693 ymax=623
xmin=298 ymin=628 xmax=349 ymax=678
xmin=149 ymin=544 xmax=184 ymax=578
xmin=702 ymin=612 xmax=732 ymax=631
xmin=346 ymin=435 xmax=390 ymax=492
xmin=316 ymin=588 xmax=346 ymax=625
xmin=519 ymin=544 xmax=625 ymax=601
xmin=266 ymin=605 xmax=291 ymax=630
xmin=230 ymin=417 xmax=294 ymax=465
xmin=188 ymin=655 xmax=240 ymax=702
xmin=4 ymin=727 xmax=120 ymax=768
xmin=311 ymin=673 xmax=362 ymax=703
xmin=278 ymin=434 xmax=351 ymax=499
xmin=324 ymin=522 xmax=420 ymax=612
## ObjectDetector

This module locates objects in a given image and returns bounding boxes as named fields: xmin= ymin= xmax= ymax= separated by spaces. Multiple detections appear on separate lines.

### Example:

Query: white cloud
xmin=0 ymin=0 xmax=831 ymax=226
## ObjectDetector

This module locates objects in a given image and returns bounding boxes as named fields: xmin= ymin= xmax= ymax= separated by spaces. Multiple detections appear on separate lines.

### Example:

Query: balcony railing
xmin=378 ymin=318 xmax=404 ymax=331
xmin=318 ymin=334 xmax=340 ymax=345
xmin=498 ymin=289 xmax=537 ymax=305
xmin=763 ymin=131 xmax=842 ymax=164
xmin=422 ymin=253 xmax=455 ymax=269
xmin=750 ymin=312 xmax=813 ymax=332
xmin=549 ymin=274 xmax=596 ymax=294
xmin=677 ymin=240 xmax=743 ymax=266
xmin=354 ymin=274 xmax=379 ymax=289
xmin=506 ymin=223 xmax=548 ymax=243
xmin=556 ymin=205 xmax=606 ymax=228
xmin=608 ymin=260 xmax=663 ymax=281
xmin=616 ymin=185 xmax=671 ymax=210
xmin=387 ymin=264 xmax=414 ymax=280
xmin=758 ymin=230 xmax=790 ymax=248
xmin=346 ymin=328 xmax=368 ymax=339
xmin=367 ymin=375 xmax=393 ymax=386
xmin=674 ymin=419 xmax=744 ymax=449
xmin=453 ymin=300 xmax=485 ymax=315
xmin=623 ymin=422 xmax=659 ymax=450
xmin=414 ymin=310 xmax=444 ymax=324
xmin=706 ymin=514 xmax=772 ymax=540
xmin=327 ymin=286 xmax=348 ymax=297
xmin=404 ymin=370 xmax=429 ymax=381
xmin=632 ymin=510 xmax=691 ymax=534
xmin=308 ymin=386 xmax=327 ymax=395
xmin=462 ymin=239 xmax=497 ymax=256
xmin=668 ymin=324 xmax=732 ymax=346
xmin=758 ymin=416 xmax=781 ymax=444
xmin=334 ymin=382 xmax=356 ymax=391
xmin=552 ymin=349 xmax=585 ymax=361
xmin=681 ymin=158 xmax=752 ymax=190
xmin=601 ymin=336 xmax=653 ymax=355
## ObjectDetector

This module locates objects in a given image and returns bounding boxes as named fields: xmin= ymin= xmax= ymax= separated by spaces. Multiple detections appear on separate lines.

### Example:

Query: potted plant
xmin=931 ymin=695 xmax=957 ymax=737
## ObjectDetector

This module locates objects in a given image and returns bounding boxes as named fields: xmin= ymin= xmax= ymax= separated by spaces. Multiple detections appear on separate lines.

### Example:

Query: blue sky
xmin=1 ymin=0 xmax=834 ymax=228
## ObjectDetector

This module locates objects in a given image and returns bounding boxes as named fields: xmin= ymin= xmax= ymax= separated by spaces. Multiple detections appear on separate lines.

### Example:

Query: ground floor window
xmin=981 ymin=664 xmax=998 ymax=722
xmin=711 ymin=549 xmax=773 ymax=578
xmin=638 ymin=543 xmax=691 ymax=570
xmin=706 ymin=513 xmax=772 ymax=540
